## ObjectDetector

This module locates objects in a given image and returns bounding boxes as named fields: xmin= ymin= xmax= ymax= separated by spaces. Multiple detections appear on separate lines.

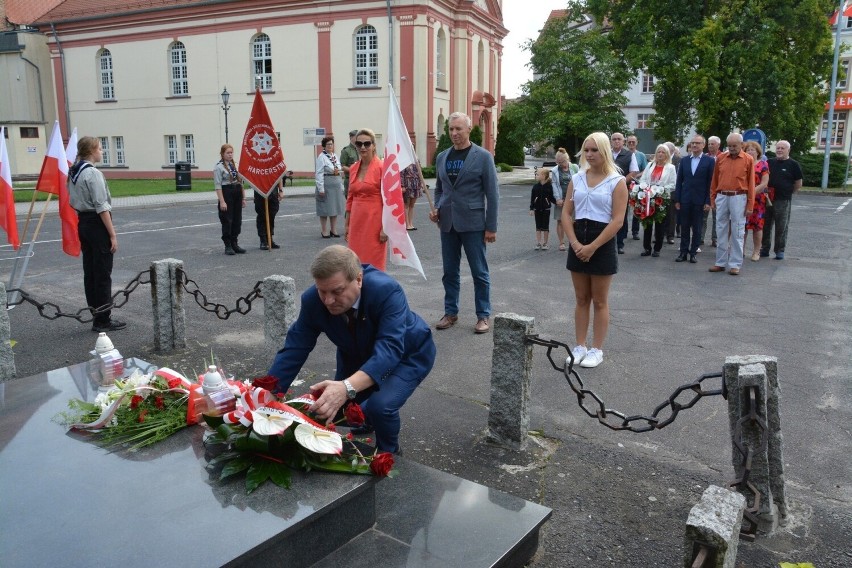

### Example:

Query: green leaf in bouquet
xmin=267 ymin=462 xmax=292 ymax=490
xmin=219 ymin=456 xmax=253 ymax=480
xmin=234 ymin=430 xmax=272 ymax=453
xmin=206 ymin=450 xmax=241 ymax=467
xmin=245 ymin=460 xmax=291 ymax=494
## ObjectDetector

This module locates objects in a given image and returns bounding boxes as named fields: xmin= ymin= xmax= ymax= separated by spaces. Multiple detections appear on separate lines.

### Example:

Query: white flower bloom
xmin=294 ymin=423 xmax=343 ymax=455
xmin=252 ymin=409 xmax=294 ymax=436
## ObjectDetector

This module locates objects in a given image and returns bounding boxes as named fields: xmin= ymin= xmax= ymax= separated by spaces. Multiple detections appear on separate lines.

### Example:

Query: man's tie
xmin=345 ymin=308 xmax=357 ymax=336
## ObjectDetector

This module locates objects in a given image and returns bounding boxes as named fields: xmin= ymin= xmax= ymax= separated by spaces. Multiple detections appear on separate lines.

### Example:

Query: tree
xmin=432 ymin=120 xmax=451 ymax=165
xmin=471 ymin=125 xmax=483 ymax=146
xmin=494 ymin=104 xmax=526 ymax=165
xmin=512 ymin=2 xmax=632 ymax=156
xmin=587 ymin=0 xmax=834 ymax=152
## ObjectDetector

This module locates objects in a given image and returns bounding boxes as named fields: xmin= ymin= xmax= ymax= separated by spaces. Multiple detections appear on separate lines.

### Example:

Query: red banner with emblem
xmin=238 ymin=89 xmax=287 ymax=198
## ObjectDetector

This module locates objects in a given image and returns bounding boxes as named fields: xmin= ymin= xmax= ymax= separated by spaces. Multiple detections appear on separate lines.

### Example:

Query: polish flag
xmin=35 ymin=121 xmax=80 ymax=256
xmin=238 ymin=89 xmax=286 ymax=198
xmin=0 ymin=127 xmax=20 ymax=250
xmin=65 ymin=127 xmax=78 ymax=167
xmin=381 ymin=85 xmax=425 ymax=279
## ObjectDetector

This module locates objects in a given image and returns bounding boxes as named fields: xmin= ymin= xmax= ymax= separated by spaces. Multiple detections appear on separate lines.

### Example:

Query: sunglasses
xmin=355 ymin=141 xmax=373 ymax=148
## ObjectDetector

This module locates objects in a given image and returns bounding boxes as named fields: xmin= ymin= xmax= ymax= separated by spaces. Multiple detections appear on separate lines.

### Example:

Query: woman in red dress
xmin=345 ymin=129 xmax=387 ymax=270
xmin=743 ymin=141 xmax=769 ymax=262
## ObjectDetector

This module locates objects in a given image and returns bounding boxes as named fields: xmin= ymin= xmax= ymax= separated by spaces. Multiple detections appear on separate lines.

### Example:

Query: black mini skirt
xmin=567 ymin=219 xmax=618 ymax=275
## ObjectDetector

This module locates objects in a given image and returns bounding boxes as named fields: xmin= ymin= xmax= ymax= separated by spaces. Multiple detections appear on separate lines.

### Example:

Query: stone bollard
xmin=151 ymin=259 xmax=186 ymax=352
xmin=488 ymin=313 xmax=535 ymax=450
xmin=684 ymin=485 xmax=746 ymax=568
xmin=0 ymin=282 xmax=16 ymax=381
xmin=724 ymin=355 xmax=787 ymax=534
xmin=261 ymin=276 xmax=296 ymax=361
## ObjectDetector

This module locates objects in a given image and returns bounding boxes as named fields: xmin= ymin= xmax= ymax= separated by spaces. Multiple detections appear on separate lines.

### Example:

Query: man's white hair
xmin=448 ymin=112 xmax=472 ymax=128
xmin=708 ymin=136 xmax=721 ymax=144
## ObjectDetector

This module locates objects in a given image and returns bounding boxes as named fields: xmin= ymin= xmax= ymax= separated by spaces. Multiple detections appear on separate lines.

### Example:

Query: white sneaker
xmin=579 ymin=348 xmax=603 ymax=368
xmin=570 ymin=345 xmax=587 ymax=367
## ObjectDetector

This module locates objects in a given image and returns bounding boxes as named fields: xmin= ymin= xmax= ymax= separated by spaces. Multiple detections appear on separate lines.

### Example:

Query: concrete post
xmin=261 ymin=276 xmax=297 ymax=361
xmin=684 ymin=485 xmax=746 ymax=568
xmin=724 ymin=355 xmax=787 ymax=534
xmin=488 ymin=313 xmax=535 ymax=450
xmin=0 ymin=283 xmax=16 ymax=381
xmin=151 ymin=259 xmax=186 ymax=353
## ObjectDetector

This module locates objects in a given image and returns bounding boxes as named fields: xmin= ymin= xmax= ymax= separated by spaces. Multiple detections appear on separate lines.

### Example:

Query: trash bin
xmin=175 ymin=161 xmax=192 ymax=191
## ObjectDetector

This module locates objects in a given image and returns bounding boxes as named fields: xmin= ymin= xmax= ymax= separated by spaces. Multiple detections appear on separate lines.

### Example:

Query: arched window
xmin=354 ymin=25 xmax=378 ymax=87
xmin=436 ymin=29 xmax=447 ymax=90
xmin=252 ymin=33 xmax=272 ymax=90
xmin=477 ymin=40 xmax=485 ymax=92
xmin=169 ymin=41 xmax=188 ymax=96
xmin=97 ymin=48 xmax=114 ymax=100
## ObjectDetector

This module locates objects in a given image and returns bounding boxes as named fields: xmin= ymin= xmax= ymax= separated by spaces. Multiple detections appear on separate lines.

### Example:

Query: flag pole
xmin=8 ymin=194 xmax=53 ymax=304
xmin=264 ymin=196 xmax=272 ymax=250
xmin=415 ymin=166 xmax=435 ymax=214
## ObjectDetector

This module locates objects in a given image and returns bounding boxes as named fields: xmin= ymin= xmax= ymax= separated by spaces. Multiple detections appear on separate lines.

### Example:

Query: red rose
xmin=655 ymin=197 xmax=663 ymax=205
xmin=130 ymin=395 xmax=143 ymax=409
xmin=370 ymin=452 xmax=395 ymax=476
xmin=344 ymin=402 xmax=365 ymax=426
xmin=346 ymin=432 xmax=354 ymax=441
xmin=137 ymin=409 xmax=148 ymax=423
xmin=154 ymin=396 xmax=165 ymax=410
xmin=166 ymin=377 xmax=182 ymax=389
xmin=253 ymin=375 xmax=279 ymax=393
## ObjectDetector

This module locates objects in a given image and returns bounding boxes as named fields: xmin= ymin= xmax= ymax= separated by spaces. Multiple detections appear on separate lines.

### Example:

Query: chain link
xmin=728 ymin=385 xmax=766 ymax=540
xmin=526 ymin=334 xmax=726 ymax=433
xmin=175 ymin=267 xmax=263 ymax=319
xmin=5 ymin=269 xmax=152 ymax=323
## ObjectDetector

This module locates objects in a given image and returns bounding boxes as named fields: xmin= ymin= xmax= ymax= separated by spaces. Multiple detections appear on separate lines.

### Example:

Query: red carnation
xmin=154 ymin=396 xmax=165 ymax=410
xmin=370 ymin=452 xmax=395 ymax=477
xmin=253 ymin=375 xmax=278 ymax=392
xmin=655 ymin=197 xmax=663 ymax=205
xmin=130 ymin=395 xmax=143 ymax=409
xmin=137 ymin=409 xmax=148 ymax=423
xmin=344 ymin=402 xmax=365 ymax=427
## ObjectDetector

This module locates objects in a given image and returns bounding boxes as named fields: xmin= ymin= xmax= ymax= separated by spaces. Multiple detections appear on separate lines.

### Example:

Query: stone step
xmin=310 ymin=459 xmax=552 ymax=568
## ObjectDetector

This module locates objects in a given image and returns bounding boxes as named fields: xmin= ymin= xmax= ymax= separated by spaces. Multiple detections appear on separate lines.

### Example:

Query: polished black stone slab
xmin=0 ymin=359 xmax=375 ymax=568
xmin=311 ymin=460 xmax=553 ymax=568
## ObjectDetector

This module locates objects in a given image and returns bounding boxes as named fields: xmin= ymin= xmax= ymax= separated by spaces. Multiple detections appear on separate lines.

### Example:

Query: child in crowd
xmin=530 ymin=167 xmax=556 ymax=250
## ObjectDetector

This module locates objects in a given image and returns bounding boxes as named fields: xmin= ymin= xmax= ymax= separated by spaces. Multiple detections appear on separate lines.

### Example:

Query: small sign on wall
xmin=27 ymin=146 xmax=37 ymax=153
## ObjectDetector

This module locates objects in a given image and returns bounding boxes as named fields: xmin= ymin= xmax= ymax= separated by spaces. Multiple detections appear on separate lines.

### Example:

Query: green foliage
xmin=587 ymin=0 xmax=834 ymax=152
xmin=510 ymin=2 xmax=630 ymax=153
xmin=494 ymin=105 xmax=527 ymax=165
xmin=496 ymin=163 xmax=514 ymax=172
xmin=795 ymin=152 xmax=847 ymax=187
xmin=433 ymin=120 xmax=452 ymax=165
xmin=420 ymin=165 xmax=436 ymax=178
xmin=470 ymin=125 xmax=483 ymax=146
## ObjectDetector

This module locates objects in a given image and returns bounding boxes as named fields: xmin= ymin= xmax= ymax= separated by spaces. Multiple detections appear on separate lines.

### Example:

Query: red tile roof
xmin=11 ymin=0 xmax=213 ymax=25
xmin=5 ymin=0 xmax=65 ymax=25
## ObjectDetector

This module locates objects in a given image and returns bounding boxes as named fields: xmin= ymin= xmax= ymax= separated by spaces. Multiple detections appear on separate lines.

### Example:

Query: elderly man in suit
xmin=267 ymin=245 xmax=436 ymax=454
xmin=612 ymin=132 xmax=640 ymax=254
xmin=673 ymin=135 xmax=715 ymax=263
xmin=430 ymin=111 xmax=500 ymax=334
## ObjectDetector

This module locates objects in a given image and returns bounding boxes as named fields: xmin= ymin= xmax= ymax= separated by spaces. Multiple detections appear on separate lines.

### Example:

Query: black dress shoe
xmin=92 ymin=319 xmax=127 ymax=332
xmin=651 ymin=251 xmax=660 ymax=257
xmin=617 ymin=247 xmax=625 ymax=254
xmin=271 ymin=241 xmax=280 ymax=249
xmin=641 ymin=250 xmax=651 ymax=257
xmin=666 ymin=238 xmax=675 ymax=244
xmin=675 ymin=254 xmax=688 ymax=262
xmin=689 ymin=255 xmax=698 ymax=263
xmin=260 ymin=242 xmax=269 ymax=250
xmin=330 ymin=232 xmax=341 ymax=238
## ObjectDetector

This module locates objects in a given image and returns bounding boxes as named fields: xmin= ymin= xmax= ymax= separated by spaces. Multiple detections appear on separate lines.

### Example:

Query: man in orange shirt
xmin=708 ymin=133 xmax=755 ymax=275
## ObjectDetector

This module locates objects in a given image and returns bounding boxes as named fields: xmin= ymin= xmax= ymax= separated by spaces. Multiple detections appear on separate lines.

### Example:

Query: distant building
xmin=1 ymin=0 xmax=507 ymax=178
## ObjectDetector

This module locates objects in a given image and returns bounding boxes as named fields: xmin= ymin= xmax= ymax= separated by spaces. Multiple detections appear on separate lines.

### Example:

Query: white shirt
xmin=572 ymin=171 xmax=623 ymax=224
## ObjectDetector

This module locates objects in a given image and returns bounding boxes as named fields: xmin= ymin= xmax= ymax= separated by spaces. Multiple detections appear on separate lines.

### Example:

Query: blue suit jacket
xmin=268 ymin=266 xmax=435 ymax=391
xmin=434 ymin=143 xmax=499 ymax=233
xmin=674 ymin=154 xmax=715 ymax=207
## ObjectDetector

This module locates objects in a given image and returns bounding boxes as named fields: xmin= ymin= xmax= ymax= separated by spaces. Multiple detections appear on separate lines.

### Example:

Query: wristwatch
xmin=343 ymin=379 xmax=357 ymax=400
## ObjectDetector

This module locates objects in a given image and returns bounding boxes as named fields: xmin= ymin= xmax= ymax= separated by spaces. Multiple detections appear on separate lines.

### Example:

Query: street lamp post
xmin=221 ymin=87 xmax=230 ymax=144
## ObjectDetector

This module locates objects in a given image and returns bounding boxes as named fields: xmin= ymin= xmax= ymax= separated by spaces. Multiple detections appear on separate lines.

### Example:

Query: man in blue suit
xmin=673 ymin=135 xmax=714 ymax=263
xmin=267 ymin=245 xmax=436 ymax=454
xmin=430 ymin=111 xmax=499 ymax=334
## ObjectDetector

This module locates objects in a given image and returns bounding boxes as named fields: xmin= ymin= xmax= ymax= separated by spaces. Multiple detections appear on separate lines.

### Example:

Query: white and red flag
xmin=65 ymin=127 xmax=78 ymax=167
xmin=35 ymin=121 xmax=79 ymax=256
xmin=381 ymin=85 xmax=425 ymax=279
xmin=0 ymin=127 xmax=20 ymax=250
xmin=238 ymin=89 xmax=286 ymax=198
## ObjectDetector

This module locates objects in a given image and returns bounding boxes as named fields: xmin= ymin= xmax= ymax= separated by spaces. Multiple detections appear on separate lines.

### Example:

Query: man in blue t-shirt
xmin=430 ymin=112 xmax=499 ymax=335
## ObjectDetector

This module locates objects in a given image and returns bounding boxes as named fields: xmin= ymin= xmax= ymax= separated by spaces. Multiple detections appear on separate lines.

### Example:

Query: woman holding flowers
xmin=635 ymin=144 xmax=677 ymax=257
xmin=743 ymin=141 xmax=770 ymax=262
xmin=561 ymin=132 xmax=628 ymax=369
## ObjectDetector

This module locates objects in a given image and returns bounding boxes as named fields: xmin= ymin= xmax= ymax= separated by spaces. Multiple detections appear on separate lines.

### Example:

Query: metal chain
xmin=175 ymin=267 xmax=263 ymax=319
xmin=5 ymin=269 xmax=152 ymax=323
xmin=526 ymin=334 xmax=726 ymax=432
xmin=728 ymin=385 xmax=766 ymax=540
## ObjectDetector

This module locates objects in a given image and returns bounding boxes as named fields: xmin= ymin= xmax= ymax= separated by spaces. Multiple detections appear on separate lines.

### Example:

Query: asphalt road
xmin=3 ymin=179 xmax=851 ymax=566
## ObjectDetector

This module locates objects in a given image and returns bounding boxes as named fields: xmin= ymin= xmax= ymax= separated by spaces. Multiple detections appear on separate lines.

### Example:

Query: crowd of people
xmin=526 ymin=131 xmax=803 ymax=369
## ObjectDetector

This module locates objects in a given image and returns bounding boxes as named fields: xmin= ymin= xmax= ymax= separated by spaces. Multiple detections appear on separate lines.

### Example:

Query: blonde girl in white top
xmin=560 ymin=132 xmax=628 ymax=369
